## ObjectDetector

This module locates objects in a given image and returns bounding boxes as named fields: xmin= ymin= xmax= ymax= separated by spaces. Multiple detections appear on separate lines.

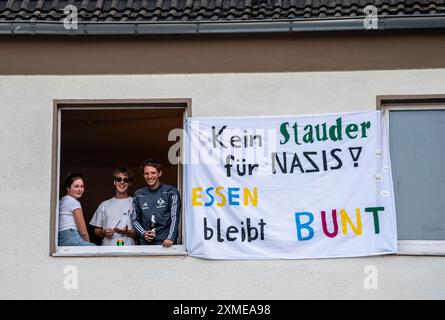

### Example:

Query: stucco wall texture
xmin=0 ymin=70 xmax=444 ymax=299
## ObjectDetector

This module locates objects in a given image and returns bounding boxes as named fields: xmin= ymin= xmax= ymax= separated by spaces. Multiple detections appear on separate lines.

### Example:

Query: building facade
xmin=0 ymin=0 xmax=444 ymax=299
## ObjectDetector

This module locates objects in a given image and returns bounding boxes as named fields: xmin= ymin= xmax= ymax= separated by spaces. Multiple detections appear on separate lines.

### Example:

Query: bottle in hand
xmin=150 ymin=215 xmax=156 ymax=237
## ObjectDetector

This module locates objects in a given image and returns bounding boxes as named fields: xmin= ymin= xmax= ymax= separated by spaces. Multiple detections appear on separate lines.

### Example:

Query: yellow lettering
xmin=243 ymin=187 xmax=258 ymax=206
xmin=340 ymin=208 xmax=362 ymax=235
xmin=215 ymin=186 xmax=226 ymax=207
xmin=192 ymin=187 xmax=203 ymax=206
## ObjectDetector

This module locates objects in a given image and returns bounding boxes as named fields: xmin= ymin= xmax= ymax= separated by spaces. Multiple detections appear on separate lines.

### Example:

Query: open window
xmin=51 ymin=100 xmax=189 ymax=256
xmin=379 ymin=95 xmax=445 ymax=255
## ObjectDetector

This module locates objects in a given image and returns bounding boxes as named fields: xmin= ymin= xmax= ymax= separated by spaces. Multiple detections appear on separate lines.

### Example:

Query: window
xmin=51 ymin=100 xmax=189 ymax=256
xmin=380 ymin=95 xmax=445 ymax=255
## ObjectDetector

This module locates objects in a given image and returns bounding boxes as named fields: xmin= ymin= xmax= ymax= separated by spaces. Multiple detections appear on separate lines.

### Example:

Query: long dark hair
xmin=63 ymin=172 xmax=84 ymax=192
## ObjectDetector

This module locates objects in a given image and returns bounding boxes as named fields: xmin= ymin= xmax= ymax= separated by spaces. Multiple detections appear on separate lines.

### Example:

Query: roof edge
xmin=1 ymin=15 xmax=445 ymax=35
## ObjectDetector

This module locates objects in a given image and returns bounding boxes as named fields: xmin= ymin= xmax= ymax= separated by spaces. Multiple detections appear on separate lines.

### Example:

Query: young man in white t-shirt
xmin=90 ymin=166 xmax=138 ymax=246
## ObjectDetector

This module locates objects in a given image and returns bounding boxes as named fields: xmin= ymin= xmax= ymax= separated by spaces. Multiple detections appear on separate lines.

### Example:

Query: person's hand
xmin=144 ymin=230 xmax=155 ymax=242
xmin=115 ymin=225 xmax=128 ymax=235
xmin=104 ymin=228 xmax=115 ymax=238
xmin=163 ymin=239 xmax=173 ymax=247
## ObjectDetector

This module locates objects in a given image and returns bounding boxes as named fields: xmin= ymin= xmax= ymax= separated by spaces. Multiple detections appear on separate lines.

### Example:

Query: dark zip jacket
xmin=132 ymin=183 xmax=181 ymax=245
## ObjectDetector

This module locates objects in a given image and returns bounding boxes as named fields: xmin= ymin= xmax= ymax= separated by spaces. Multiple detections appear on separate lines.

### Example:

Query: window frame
xmin=378 ymin=94 xmax=445 ymax=256
xmin=50 ymin=99 xmax=191 ymax=257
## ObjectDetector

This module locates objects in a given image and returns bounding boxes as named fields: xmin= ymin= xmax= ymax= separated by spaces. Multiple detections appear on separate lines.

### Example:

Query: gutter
xmin=0 ymin=15 xmax=445 ymax=35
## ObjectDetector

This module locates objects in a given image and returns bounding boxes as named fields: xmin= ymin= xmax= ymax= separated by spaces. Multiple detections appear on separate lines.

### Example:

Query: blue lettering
xmin=204 ymin=187 xmax=215 ymax=207
xmin=295 ymin=212 xmax=314 ymax=241
xmin=228 ymin=187 xmax=240 ymax=206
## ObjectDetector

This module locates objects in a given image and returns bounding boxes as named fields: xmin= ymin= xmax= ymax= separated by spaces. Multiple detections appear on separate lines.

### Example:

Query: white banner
xmin=184 ymin=111 xmax=397 ymax=259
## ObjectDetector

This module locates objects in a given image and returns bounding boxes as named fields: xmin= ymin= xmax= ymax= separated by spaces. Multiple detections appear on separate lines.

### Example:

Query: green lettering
xmin=329 ymin=117 xmax=343 ymax=141
xmin=303 ymin=125 xmax=314 ymax=143
xmin=345 ymin=124 xmax=359 ymax=139
xmin=292 ymin=122 xmax=301 ymax=145
xmin=315 ymin=124 xmax=328 ymax=141
xmin=360 ymin=121 xmax=371 ymax=138
xmin=365 ymin=207 xmax=384 ymax=234
xmin=280 ymin=122 xmax=290 ymax=145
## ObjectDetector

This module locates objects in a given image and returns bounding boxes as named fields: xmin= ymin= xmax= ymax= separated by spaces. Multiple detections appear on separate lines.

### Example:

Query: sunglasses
xmin=114 ymin=177 xmax=131 ymax=183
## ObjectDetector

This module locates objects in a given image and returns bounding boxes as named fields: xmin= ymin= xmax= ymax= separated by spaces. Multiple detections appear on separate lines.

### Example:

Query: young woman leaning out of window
xmin=58 ymin=173 xmax=95 ymax=246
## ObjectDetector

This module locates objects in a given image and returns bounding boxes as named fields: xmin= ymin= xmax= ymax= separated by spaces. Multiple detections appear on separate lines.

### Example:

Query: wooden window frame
xmin=50 ymin=99 xmax=191 ymax=257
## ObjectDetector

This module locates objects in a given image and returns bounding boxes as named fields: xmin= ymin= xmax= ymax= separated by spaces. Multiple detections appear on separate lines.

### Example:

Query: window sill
xmin=52 ymin=244 xmax=187 ymax=257
xmin=52 ymin=242 xmax=445 ymax=257
xmin=397 ymin=240 xmax=445 ymax=256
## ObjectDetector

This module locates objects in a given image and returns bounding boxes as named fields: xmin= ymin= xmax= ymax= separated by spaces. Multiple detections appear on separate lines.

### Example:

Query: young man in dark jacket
xmin=132 ymin=159 xmax=181 ymax=247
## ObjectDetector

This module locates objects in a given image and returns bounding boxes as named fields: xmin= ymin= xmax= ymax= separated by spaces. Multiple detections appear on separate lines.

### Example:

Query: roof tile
xmin=0 ymin=0 xmax=443 ymax=22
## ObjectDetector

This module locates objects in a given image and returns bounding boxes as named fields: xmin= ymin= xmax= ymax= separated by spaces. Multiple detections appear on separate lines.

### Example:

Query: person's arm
xmin=94 ymin=227 xmax=115 ymax=239
xmin=114 ymin=225 xmax=138 ymax=239
xmin=94 ymin=227 xmax=104 ymax=239
xmin=90 ymin=203 xmax=114 ymax=240
xmin=73 ymin=208 xmax=90 ymax=242
xmin=164 ymin=191 xmax=181 ymax=247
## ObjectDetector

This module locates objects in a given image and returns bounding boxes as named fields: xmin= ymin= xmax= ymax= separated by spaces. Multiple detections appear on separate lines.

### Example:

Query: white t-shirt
xmin=89 ymin=197 xmax=135 ymax=246
xmin=59 ymin=195 xmax=81 ymax=232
